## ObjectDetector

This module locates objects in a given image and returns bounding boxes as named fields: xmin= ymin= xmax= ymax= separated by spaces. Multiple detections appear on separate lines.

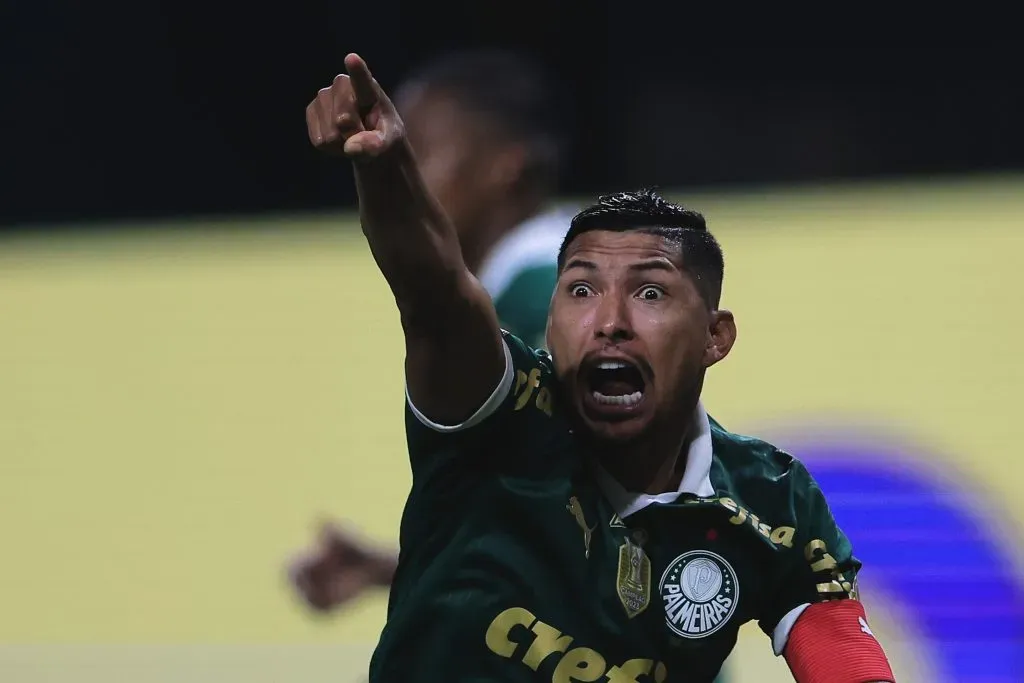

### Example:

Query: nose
xmin=593 ymin=290 xmax=634 ymax=342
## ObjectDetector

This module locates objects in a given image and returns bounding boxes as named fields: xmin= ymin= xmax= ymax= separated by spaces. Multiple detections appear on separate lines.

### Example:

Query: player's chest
xmin=575 ymin=492 xmax=770 ymax=643
xmin=486 ymin=469 xmax=774 ymax=667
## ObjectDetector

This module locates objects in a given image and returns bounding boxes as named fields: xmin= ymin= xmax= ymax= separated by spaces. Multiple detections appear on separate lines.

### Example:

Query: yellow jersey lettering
xmin=552 ymin=647 xmax=605 ymax=683
xmin=727 ymin=507 xmax=748 ymax=525
xmin=605 ymin=659 xmax=655 ymax=683
xmin=718 ymin=497 xmax=739 ymax=513
xmin=815 ymin=580 xmax=847 ymax=594
xmin=717 ymin=498 xmax=797 ymax=549
xmin=485 ymin=607 xmax=666 ymax=682
xmin=485 ymin=607 xmax=537 ymax=658
xmin=521 ymin=620 xmax=573 ymax=670
xmin=535 ymin=387 xmax=553 ymax=417
xmin=769 ymin=525 xmax=796 ymax=548
xmin=514 ymin=370 xmax=528 ymax=398
xmin=804 ymin=538 xmax=839 ymax=573
xmin=514 ymin=368 xmax=541 ymax=411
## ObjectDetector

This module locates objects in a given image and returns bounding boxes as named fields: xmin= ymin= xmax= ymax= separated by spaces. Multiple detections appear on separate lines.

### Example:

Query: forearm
xmin=354 ymin=141 xmax=467 ymax=321
xmin=310 ymin=53 xmax=504 ymax=425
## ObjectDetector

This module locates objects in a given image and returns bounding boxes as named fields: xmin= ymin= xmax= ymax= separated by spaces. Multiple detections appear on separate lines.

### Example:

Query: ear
xmin=703 ymin=310 xmax=736 ymax=368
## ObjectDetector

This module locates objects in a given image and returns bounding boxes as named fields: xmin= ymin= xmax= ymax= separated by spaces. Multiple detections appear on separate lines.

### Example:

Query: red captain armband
xmin=783 ymin=600 xmax=895 ymax=683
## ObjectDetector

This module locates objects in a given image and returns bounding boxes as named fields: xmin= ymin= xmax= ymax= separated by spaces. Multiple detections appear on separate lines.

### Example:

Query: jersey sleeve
xmin=404 ymin=331 xmax=548 ymax=433
xmin=757 ymin=458 xmax=862 ymax=657
xmin=403 ymin=331 xmax=558 ymax=478
xmin=405 ymin=333 xmax=517 ymax=435
xmin=491 ymin=264 xmax=558 ymax=350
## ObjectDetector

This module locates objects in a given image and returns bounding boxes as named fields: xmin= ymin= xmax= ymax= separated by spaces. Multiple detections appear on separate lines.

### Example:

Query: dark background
xmin=4 ymin=2 xmax=1021 ymax=229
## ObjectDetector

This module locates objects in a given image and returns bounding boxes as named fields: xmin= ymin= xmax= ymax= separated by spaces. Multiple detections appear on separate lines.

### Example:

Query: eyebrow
xmin=628 ymin=259 xmax=678 ymax=274
xmin=562 ymin=258 xmax=599 ymax=272
xmin=562 ymin=258 xmax=678 ymax=274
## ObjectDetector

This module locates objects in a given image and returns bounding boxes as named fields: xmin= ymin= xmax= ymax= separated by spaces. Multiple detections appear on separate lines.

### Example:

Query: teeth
xmin=597 ymin=361 xmax=629 ymax=370
xmin=592 ymin=390 xmax=643 ymax=406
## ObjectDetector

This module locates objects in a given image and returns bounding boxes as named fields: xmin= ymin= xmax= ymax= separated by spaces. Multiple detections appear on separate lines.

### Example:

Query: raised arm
xmin=307 ymin=54 xmax=505 ymax=425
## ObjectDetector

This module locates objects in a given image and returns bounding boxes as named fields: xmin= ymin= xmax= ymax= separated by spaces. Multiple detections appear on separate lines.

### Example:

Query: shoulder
xmin=404 ymin=331 xmax=573 ymax=482
xmin=709 ymin=418 xmax=809 ymax=489
xmin=406 ymin=331 xmax=558 ymax=439
xmin=703 ymin=426 xmax=865 ymax=651
xmin=708 ymin=418 xmax=824 ymax=528
xmin=505 ymin=331 xmax=557 ymax=383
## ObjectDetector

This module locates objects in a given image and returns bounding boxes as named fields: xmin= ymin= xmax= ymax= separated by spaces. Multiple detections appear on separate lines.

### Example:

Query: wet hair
xmin=399 ymin=49 xmax=566 ymax=193
xmin=558 ymin=188 xmax=724 ymax=308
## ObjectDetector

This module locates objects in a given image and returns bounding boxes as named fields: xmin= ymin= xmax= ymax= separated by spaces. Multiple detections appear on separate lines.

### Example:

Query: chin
xmin=577 ymin=413 xmax=651 ymax=445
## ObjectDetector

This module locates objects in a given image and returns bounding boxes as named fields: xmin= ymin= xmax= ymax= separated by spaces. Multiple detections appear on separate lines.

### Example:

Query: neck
xmin=593 ymin=420 xmax=694 ymax=495
xmin=588 ymin=383 xmax=705 ymax=494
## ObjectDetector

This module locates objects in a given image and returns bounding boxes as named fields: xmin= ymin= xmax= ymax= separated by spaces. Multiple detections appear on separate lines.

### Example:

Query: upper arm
xmin=403 ymin=269 xmax=506 ymax=427
xmin=757 ymin=461 xmax=862 ymax=653
xmin=756 ymin=461 xmax=894 ymax=682
xmin=404 ymin=331 xmax=557 ymax=487
xmin=351 ymin=144 xmax=506 ymax=428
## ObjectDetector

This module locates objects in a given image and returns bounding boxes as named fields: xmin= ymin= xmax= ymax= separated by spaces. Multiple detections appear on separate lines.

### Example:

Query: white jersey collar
xmin=592 ymin=402 xmax=716 ymax=519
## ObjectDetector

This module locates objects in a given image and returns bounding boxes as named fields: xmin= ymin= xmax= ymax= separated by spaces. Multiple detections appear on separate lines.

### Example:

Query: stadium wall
xmin=2 ymin=176 xmax=1022 ymax=682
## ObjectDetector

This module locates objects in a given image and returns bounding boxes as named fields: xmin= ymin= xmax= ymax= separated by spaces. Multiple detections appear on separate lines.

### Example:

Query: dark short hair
xmin=398 ymin=49 xmax=566 ymax=192
xmin=558 ymin=189 xmax=724 ymax=308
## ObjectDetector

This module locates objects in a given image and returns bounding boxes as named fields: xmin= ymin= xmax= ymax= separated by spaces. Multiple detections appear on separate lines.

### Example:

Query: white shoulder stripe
xmin=405 ymin=339 xmax=514 ymax=433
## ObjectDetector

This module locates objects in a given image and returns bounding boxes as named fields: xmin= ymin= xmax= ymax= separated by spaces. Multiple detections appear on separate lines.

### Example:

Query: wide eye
xmin=571 ymin=283 xmax=594 ymax=298
xmin=637 ymin=285 xmax=664 ymax=301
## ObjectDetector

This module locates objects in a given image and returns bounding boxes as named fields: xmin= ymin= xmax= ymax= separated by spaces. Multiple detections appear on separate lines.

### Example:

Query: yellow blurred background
xmin=2 ymin=176 xmax=1022 ymax=682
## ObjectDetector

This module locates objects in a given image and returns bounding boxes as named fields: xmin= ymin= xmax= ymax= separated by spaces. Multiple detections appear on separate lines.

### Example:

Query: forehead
xmin=561 ymin=230 xmax=683 ymax=272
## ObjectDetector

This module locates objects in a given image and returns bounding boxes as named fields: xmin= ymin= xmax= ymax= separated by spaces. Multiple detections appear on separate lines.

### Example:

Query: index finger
xmin=344 ymin=53 xmax=378 ymax=113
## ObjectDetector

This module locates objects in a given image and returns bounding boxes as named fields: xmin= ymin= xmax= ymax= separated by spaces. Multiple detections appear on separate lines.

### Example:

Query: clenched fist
xmin=287 ymin=522 xmax=396 ymax=612
xmin=306 ymin=53 xmax=405 ymax=161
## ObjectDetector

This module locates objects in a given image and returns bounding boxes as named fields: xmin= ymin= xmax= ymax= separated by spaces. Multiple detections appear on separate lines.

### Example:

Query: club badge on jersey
xmin=659 ymin=550 xmax=740 ymax=639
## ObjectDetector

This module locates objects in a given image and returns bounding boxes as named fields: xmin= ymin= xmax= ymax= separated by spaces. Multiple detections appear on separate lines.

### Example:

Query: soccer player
xmin=304 ymin=53 xmax=896 ymax=683
xmin=289 ymin=49 xmax=574 ymax=612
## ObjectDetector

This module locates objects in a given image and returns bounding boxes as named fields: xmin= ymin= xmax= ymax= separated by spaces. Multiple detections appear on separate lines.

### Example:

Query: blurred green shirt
xmin=478 ymin=207 xmax=575 ymax=350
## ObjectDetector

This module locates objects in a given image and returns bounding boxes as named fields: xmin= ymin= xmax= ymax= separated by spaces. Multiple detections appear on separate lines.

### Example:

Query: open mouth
xmin=586 ymin=360 xmax=647 ymax=408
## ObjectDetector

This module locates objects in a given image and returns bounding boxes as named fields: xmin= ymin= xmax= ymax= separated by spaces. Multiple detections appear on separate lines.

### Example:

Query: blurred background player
xmin=397 ymin=48 xmax=574 ymax=348
xmin=288 ymin=48 xmax=574 ymax=610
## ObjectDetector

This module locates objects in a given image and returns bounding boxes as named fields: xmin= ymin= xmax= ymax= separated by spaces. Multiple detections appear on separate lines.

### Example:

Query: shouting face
xmin=546 ymin=229 xmax=735 ymax=444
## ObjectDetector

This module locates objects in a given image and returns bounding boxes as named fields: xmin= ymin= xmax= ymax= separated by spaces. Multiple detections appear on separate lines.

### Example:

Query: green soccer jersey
xmin=479 ymin=207 xmax=574 ymax=349
xmin=368 ymin=334 xmax=862 ymax=683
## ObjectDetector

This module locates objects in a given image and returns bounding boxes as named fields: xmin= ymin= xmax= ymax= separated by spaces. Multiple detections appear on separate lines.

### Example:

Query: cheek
xmin=644 ymin=317 xmax=706 ymax=378
xmin=555 ymin=298 xmax=595 ymax=333
xmin=546 ymin=303 xmax=584 ymax=359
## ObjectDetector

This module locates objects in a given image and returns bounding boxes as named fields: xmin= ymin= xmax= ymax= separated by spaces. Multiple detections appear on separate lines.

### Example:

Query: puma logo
xmin=567 ymin=496 xmax=596 ymax=559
